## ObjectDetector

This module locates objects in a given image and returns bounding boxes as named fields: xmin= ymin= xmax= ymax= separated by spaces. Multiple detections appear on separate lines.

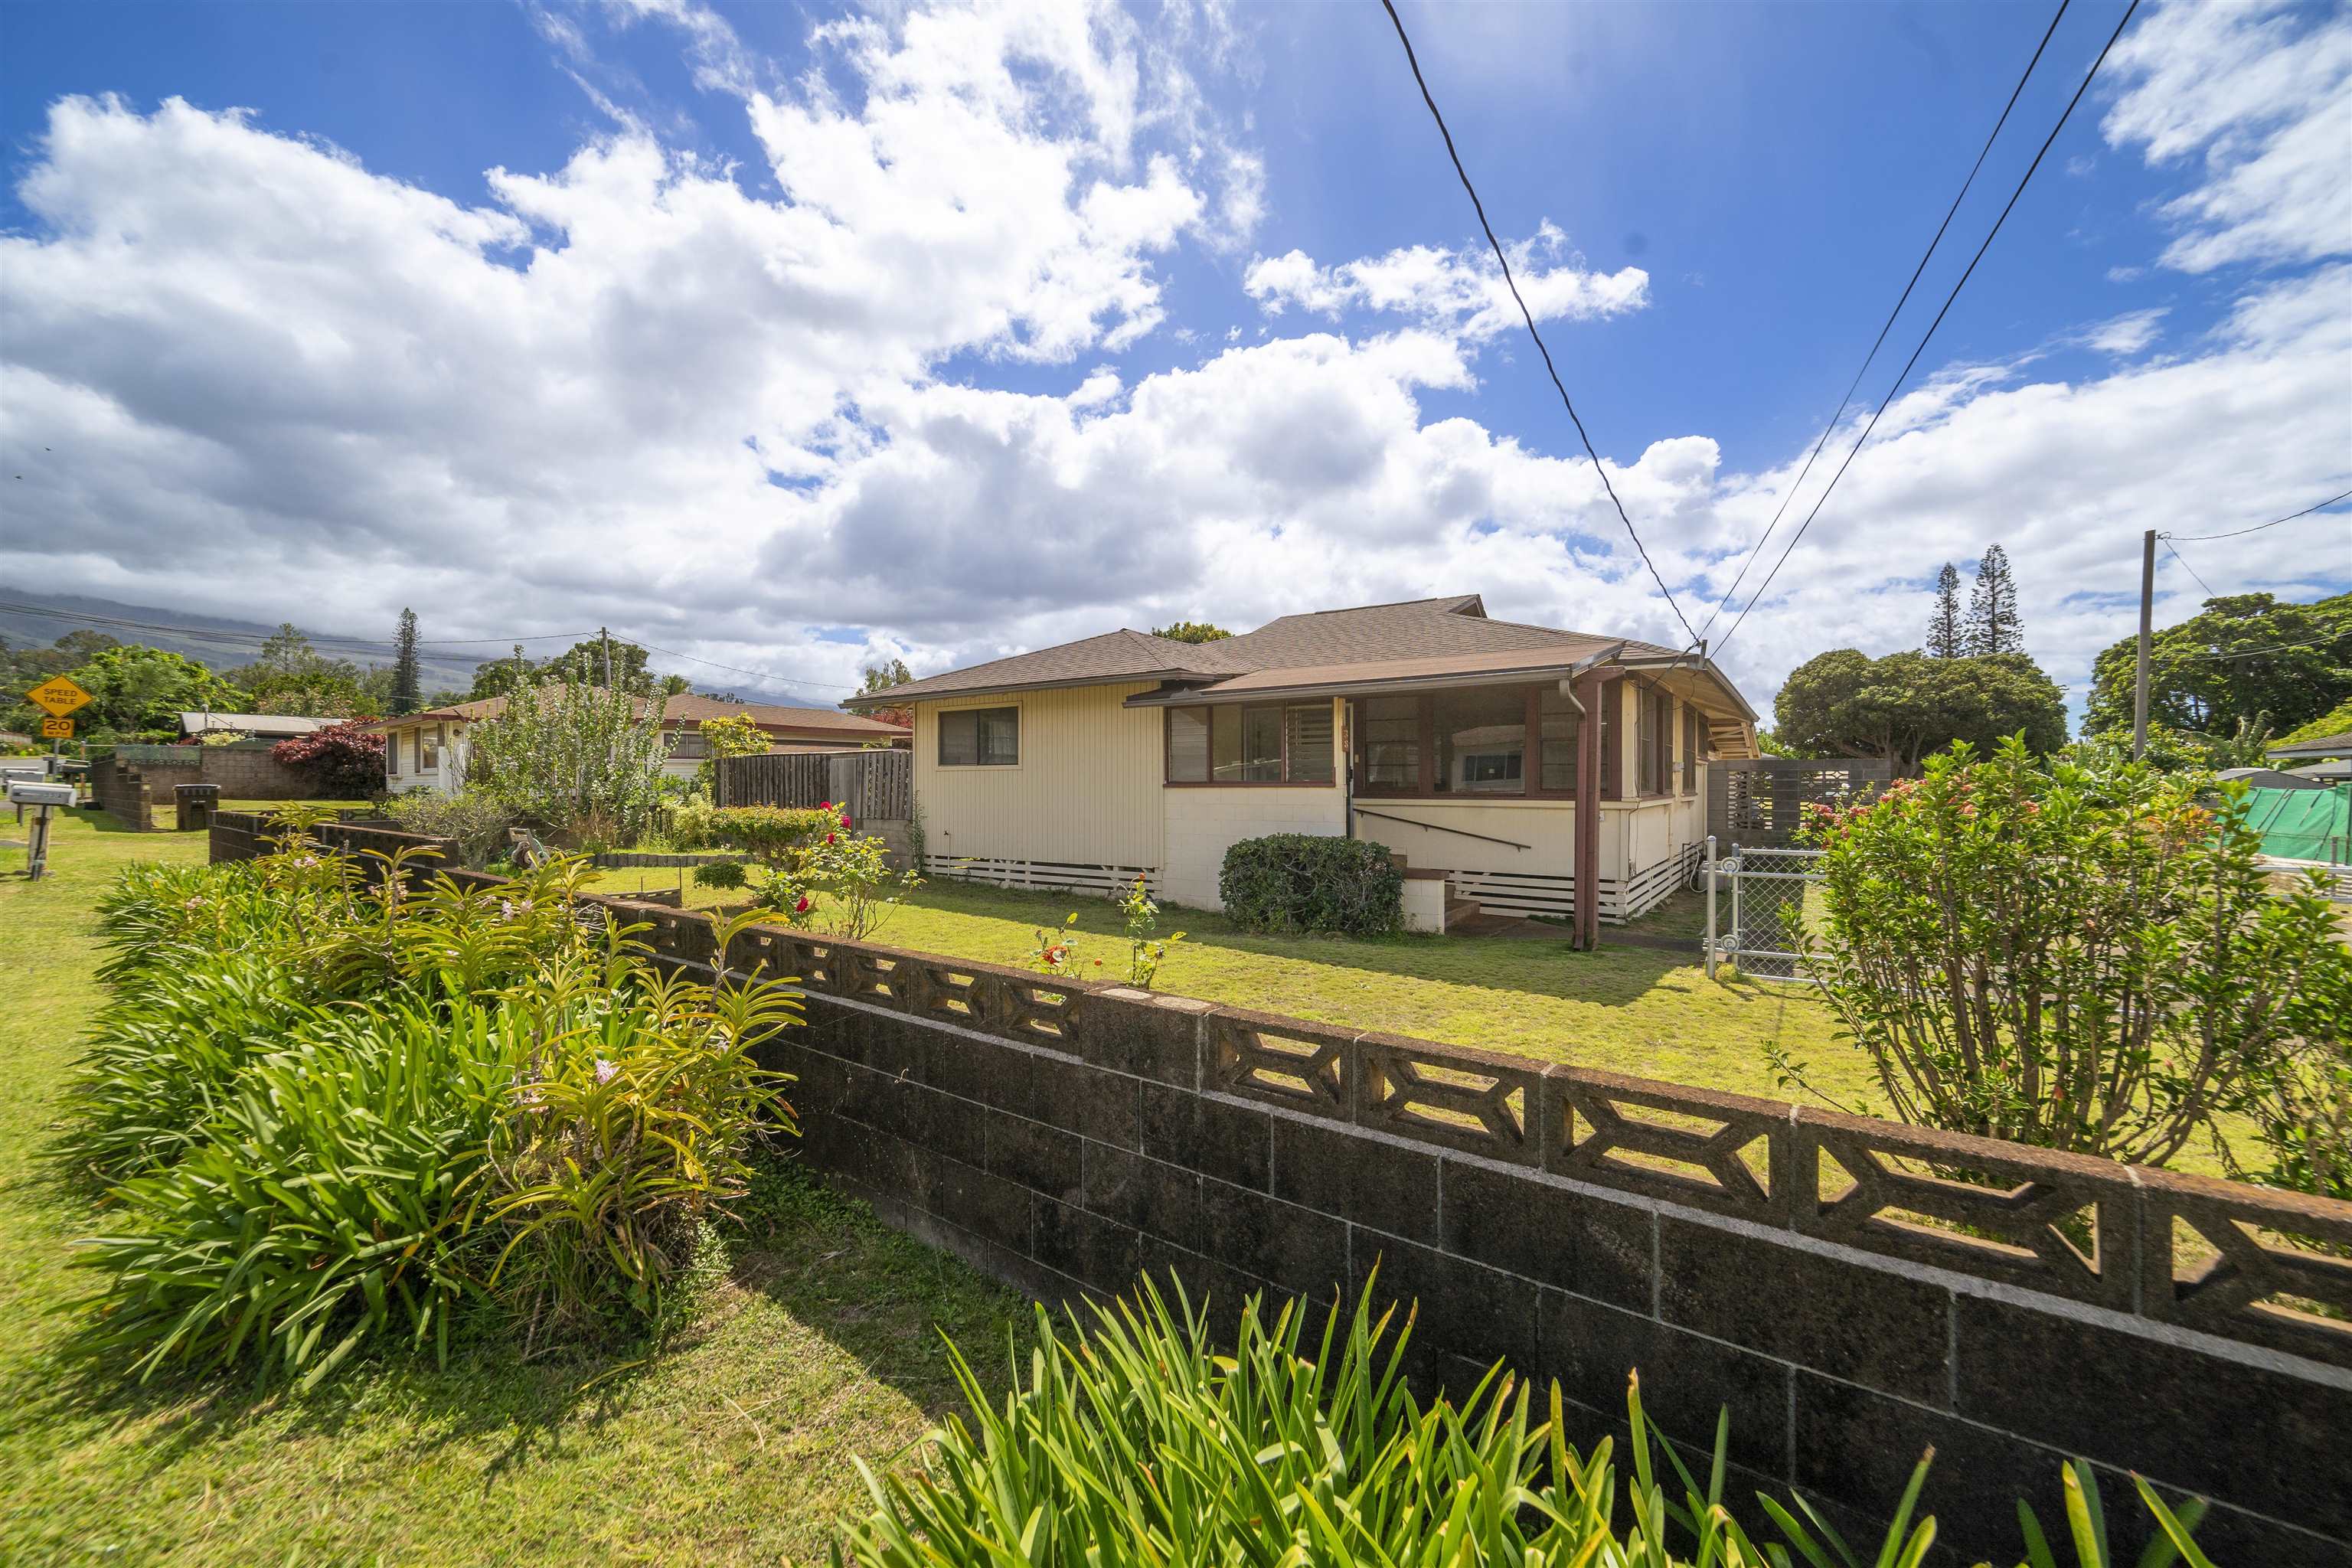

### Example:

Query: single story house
xmin=370 ymin=694 xmax=910 ymax=795
xmin=179 ymin=711 xmax=335 ymax=740
xmin=843 ymin=593 xmax=1758 ymax=939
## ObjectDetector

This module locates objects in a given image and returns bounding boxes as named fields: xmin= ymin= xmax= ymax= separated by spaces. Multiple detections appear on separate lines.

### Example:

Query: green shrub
xmin=833 ymin=1272 xmax=2213 ymax=1567
xmin=707 ymin=805 xmax=837 ymax=861
xmin=385 ymin=787 xmax=520 ymax=868
xmin=668 ymin=792 xmax=721 ymax=851
xmin=1219 ymin=833 xmax=1403 ymax=937
xmin=59 ymin=825 xmax=804 ymax=1387
xmin=1792 ymin=737 xmax=2352 ymax=1168
xmin=691 ymin=858 xmax=750 ymax=890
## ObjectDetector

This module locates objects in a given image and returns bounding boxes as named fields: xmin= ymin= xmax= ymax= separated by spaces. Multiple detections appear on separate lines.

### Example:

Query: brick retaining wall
xmin=90 ymin=746 xmax=323 ymax=828
xmin=209 ymin=812 xmax=2352 ymax=1562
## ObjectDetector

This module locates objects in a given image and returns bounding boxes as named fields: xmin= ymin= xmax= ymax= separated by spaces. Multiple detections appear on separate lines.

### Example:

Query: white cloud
xmin=2102 ymin=0 xmax=2352 ymax=273
xmin=1243 ymin=222 xmax=1650 ymax=342
xmin=0 ymin=0 xmax=2344 ymax=730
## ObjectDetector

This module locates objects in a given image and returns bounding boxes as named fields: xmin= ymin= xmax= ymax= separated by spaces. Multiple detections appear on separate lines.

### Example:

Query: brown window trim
xmin=1162 ymin=701 xmax=1338 ymax=787
xmin=1348 ymin=683 xmax=1609 ymax=802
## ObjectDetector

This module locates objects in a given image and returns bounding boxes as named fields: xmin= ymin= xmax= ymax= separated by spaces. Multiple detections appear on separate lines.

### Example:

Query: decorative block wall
xmin=208 ymin=812 xmax=2352 ymax=1563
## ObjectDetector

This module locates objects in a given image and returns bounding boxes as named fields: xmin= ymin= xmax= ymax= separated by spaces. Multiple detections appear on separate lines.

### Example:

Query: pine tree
xmin=1926 ymin=563 xmax=1965 ymax=657
xmin=390 ymin=607 xmax=423 ymax=716
xmin=1965 ymin=544 xmax=2024 ymax=656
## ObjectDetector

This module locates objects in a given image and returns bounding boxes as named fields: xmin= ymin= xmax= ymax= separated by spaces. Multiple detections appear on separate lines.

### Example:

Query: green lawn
xmin=0 ymin=806 xmax=1031 ymax=1566
xmin=601 ymin=860 xmax=1878 ymax=1112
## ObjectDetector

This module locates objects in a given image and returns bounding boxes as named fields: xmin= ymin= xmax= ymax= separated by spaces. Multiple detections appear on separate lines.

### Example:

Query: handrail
xmin=1350 ymin=805 xmax=1532 ymax=853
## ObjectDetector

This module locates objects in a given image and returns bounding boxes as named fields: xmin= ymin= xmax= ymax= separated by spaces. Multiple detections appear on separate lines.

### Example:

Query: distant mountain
xmin=0 ymin=590 xmax=483 ymax=695
xmin=0 ymin=589 xmax=829 ymax=709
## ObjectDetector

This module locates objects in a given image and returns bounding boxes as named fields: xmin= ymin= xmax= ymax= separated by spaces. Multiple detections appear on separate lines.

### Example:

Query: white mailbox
xmin=6 ymin=780 xmax=75 ymax=808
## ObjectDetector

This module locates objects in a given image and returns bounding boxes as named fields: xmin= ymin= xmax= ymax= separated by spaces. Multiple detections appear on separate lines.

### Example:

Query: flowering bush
xmin=271 ymin=718 xmax=386 ymax=797
xmin=1118 ymin=875 xmax=1184 ymax=988
xmin=1790 ymin=736 xmax=2350 ymax=1168
xmin=466 ymin=667 xmax=674 ymax=845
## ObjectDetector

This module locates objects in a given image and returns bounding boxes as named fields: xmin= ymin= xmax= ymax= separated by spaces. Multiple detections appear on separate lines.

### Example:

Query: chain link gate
xmin=1704 ymin=835 xmax=1825 ymax=984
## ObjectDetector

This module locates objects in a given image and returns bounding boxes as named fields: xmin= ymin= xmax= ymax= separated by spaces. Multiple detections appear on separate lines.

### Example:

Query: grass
xmin=0 ymin=805 xmax=1031 ymax=1566
xmin=600 ymin=860 xmax=1880 ymax=1112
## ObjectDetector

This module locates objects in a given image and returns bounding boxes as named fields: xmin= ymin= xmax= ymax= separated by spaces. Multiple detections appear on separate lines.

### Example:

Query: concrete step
xmin=1442 ymin=897 xmax=1481 ymax=928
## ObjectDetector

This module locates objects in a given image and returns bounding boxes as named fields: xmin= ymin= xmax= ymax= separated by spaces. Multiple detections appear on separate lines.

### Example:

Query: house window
xmin=1635 ymin=689 xmax=1674 ymax=795
xmin=386 ymin=733 xmax=400 ymax=781
xmin=938 ymin=706 xmax=1019 ymax=766
xmin=1164 ymin=701 xmax=1335 ymax=785
xmin=1360 ymin=695 xmax=1421 ymax=790
xmin=1538 ymin=688 xmax=1580 ymax=792
xmin=1683 ymin=708 xmax=1702 ymax=793
xmin=1434 ymin=688 xmax=1526 ymax=794
xmin=420 ymin=725 xmax=441 ymax=771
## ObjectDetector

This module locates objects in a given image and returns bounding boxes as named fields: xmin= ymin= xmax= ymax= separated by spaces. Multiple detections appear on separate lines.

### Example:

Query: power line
xmin=1712 ymin=0 xmax=2143 ymax=659
xmin=2164 ymin=488 xmax=2352 ymax=541
xmin=1378 ymin=0 xmax=1702 ymax=653
xmin=2159 ymin=538 xmax=2217 ymax=599
xmin=1696 ymin=0 xmax=2073 ymax=645
xmin=633 ymin=639 xmax=857 ymax=695
xmin=2182 ymin=631 xmax=2350 ymax=662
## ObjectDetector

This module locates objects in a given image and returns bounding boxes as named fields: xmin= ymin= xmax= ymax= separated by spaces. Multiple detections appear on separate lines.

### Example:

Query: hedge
xmin=1218 ymin=834 xmax=1403 ymax=937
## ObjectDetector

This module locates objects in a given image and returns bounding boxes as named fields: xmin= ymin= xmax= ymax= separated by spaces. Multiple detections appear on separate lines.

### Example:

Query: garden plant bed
xmin=0 ymin=806 xmax=1029 ymax=1566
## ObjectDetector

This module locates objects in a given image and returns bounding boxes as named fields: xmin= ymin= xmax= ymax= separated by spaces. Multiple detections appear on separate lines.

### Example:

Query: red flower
xmin=825 ymin=832 xmax=837 ymax=844
xmin=793 ymin=894 xmax=812 ymax=914
xmin=818 ymin=799 xmax=831 ymax=809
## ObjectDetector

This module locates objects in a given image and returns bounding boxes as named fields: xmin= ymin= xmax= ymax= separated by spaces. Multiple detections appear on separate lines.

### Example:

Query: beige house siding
xmin=913 ymin=682 xmax=1166 ymax=878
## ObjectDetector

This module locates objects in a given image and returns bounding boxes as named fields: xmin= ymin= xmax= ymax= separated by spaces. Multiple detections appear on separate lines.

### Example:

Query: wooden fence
xmin=716 ymin=748 xmax=912 ymax=822
xmin=1706 ymin=756 xmax=1890 ymax=848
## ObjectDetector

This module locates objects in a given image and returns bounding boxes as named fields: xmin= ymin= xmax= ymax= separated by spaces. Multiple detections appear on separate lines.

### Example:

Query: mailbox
xmin=6 ymin=781 xmax=76 ymax=808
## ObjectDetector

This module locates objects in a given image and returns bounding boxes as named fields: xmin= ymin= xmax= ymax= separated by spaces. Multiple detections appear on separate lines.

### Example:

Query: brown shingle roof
xmin=848 ymin=594 xmax=1683 ymax=707
xmin=2270 ymin=730 xmax=2352 ymax=760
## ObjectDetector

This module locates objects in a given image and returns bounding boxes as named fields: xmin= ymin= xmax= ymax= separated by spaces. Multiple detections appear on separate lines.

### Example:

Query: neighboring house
xmin=843 ymin=593 xmax=1759 ymax=935
xmin=179 ymin=711 xmax=335 ymax=740
xmin=2270 ymin=730 xmax=2352 ymax=764
xmin=369 ymin=694 xmax=910 ymax=795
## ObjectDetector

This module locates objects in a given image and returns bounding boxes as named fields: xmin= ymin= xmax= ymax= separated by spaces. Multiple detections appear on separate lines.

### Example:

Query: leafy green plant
xmin=831 ymin=1272 xmax=2213 ymax=1568
xmin=1219 ymin=833 xmax=1403 ymax=937
xmin=385 ymin=786 xmax=520 ymax=868
xmin=695 ymin=710 xmax=771 ymax=792
xmin=1024 ymin=912 xmax=1088 ymax=977
xmin=706 ymin=805 xmax=837 ymax=863
xmin=1117 ymin=874 xmax=1183 ymax=988
xmin=466 ymin=661 xmax=675 ymax=845
xmin=1788 ymin=737 xmax=2352 ymax=1166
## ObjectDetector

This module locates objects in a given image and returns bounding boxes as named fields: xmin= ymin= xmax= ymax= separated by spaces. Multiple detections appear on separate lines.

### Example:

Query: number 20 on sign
xmin=41 ymin=717 xmax=74 ymax=739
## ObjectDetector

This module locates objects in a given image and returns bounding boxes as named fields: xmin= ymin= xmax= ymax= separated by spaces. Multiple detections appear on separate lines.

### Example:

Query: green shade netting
xmin=2240 ymin=786 xmax=2351 ymax=864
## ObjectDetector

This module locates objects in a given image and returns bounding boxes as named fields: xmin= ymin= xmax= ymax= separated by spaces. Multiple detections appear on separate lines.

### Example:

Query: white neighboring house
xmin=178 ymin=711 xmax=335 ymax=740
xmin=842 ymin=593 xmax=1760 ymax=933
xmin=368 ymin=693 xmax=909 ymax=795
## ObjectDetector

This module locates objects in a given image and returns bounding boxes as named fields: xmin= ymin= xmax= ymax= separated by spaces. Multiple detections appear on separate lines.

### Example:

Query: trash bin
xmin=175 ymin=783 xmax=220 ymax=831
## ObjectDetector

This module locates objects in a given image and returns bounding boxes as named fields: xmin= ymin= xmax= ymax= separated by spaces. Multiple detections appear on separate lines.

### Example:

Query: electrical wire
xmin=1710 ymin=0 xmax=2143 ymax=659
xmin=1695 ymin=0 xmax=2073 ymax=645
xmin=2164 ymin=488 xmax=2352 ymax=541
xmin=1379 ymin=0 xmax=1702 ymax=653
xmin=2159 ymin=538 xmax=2217 ymax=599
xmin=632 ymin=640 xmax=858 ymax=695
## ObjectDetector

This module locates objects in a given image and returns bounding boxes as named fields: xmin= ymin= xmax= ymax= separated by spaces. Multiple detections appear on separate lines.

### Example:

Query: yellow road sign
xmin=27 ymin=676 xmax=93 ymax=717
xmin=41 ymin=716 xmax=75 ymax=739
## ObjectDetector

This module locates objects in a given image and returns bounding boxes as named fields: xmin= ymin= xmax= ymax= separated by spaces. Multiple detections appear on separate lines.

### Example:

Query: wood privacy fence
xmin=715 ymin=748 xmax=912 ymax=822
xmin=1707 ymin=756 xmax=1891 ymax=848
xmin=207 ymin=811 xmax=2352 ymax=1565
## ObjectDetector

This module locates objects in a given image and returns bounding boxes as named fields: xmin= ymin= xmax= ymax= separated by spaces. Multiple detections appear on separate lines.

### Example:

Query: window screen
xmin=1285 ymin=702 xmax=1335 ymax=784
xmin=939 ymin=706 xmax=1018 ymax=766
xmin=420 ymin=726 xmax=440 ymax=770
xmin=1361 ymin=695 xmax=1420 ymax=790
xmin=1168 ymin=706 xmax=1210 ymax=782
xmin=1434 ymin=688 xmax=1526 ymax=794
xmin=1538 ymin=688 xmax=1579 ymax=792
xmin=1682 ymin=708 xmax=1701 ymax=793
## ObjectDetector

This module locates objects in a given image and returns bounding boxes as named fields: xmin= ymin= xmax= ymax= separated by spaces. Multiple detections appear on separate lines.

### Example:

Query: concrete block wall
xmin=207 ymin=812 xmax=2352 ymax=1564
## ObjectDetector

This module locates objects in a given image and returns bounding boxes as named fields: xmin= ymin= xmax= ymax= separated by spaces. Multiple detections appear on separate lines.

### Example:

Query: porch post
xmin=1573 ymin=671 xmax=1606 ymax=949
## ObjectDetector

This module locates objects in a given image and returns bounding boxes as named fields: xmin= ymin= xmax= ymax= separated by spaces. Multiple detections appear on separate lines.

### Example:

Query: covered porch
xmin=1129 ymin=643 xmax=1757 ymax=944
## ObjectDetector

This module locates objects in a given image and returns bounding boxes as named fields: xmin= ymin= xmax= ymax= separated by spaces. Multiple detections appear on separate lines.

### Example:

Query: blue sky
xmin=2 ymin=0 xmax=2346 ymax=713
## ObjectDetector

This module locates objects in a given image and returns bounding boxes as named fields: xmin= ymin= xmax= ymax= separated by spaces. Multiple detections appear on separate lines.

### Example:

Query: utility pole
xmin=2132 ymin=529 xmax=2154 ymax=760
xmin=600 ymin=626 xmax=613 ymax=691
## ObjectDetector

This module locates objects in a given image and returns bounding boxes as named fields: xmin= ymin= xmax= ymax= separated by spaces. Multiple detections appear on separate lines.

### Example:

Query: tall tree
xmin=1926 ymin=564 xmax=1965 ymax=658
xmin=854 ymin=658 xmax=915 ymax=727
xmin=226 ymin=624 xmax=372 ymax=719
xmin=1965 ymin=544 xmax=2024 ymax=655
xmin=1774 ymin=646 xmax=2067 ymax=773
xmin=390 ymin=608 xmax=422 ymax=715
xmin=2082 ymin=590 xmax=2350 ymax=739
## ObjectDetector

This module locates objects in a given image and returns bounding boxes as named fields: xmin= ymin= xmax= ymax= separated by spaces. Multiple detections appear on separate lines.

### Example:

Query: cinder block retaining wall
xmin=91 ymin=746 xmax=322 ymax=828
xmin=210 ymin=812 xmax=2352 ymax=1563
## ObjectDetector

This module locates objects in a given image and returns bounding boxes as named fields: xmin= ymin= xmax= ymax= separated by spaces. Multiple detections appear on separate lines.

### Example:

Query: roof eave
xmin=846 ymin=669 xmax=1227 ymax=709
xmin=1614 ymin=653 xmax=1762 ymax=722
xmin=1123 ymin=652 xmax=1611 ymax=707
